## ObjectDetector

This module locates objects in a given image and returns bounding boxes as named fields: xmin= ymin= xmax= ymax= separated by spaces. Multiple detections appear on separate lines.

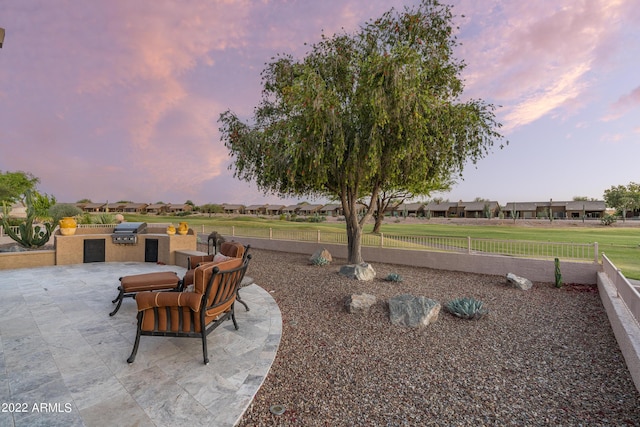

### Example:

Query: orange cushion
xmin=120 ymin=272 xmax=180 ymax=293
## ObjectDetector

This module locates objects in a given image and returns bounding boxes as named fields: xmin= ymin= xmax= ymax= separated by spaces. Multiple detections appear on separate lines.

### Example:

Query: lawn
xmin=123 ymin=214 xmax=640 ymax=279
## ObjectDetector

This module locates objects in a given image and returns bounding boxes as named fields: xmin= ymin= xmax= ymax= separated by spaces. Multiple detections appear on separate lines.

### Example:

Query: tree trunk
xmin=345 ymin=210 xmax=363 ymax=264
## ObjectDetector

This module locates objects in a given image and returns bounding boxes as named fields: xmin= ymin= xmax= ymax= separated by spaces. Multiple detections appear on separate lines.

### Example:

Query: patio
xmin=0 ymin=262 xmax=282 ymax=427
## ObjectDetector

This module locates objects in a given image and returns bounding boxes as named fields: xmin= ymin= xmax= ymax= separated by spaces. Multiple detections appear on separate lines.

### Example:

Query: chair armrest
xmin=135 ymin=291 xmax=202 ymax=312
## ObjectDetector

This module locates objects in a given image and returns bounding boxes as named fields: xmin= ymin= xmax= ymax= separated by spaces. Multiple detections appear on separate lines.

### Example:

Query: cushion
xmin=213 ymin=253 xmax=232 ymax=263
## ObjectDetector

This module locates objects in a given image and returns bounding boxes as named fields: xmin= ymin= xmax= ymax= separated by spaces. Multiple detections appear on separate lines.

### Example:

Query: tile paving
xmin=0 ymin=262 xmax=281 ymax=427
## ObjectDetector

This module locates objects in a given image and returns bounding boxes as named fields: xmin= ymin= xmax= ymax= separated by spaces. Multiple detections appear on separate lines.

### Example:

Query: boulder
xmin=506 ymin=273 xmax=533 ymax=290
xmin=344 ymin=293 xmax=377 ymax=314
xmin=310 ymin=248 xmax=332 ymax=264
xmin=388 ymin=294 xmax=440 ymax=328
xmin=339 ymin=263 xmax=376 ymax=281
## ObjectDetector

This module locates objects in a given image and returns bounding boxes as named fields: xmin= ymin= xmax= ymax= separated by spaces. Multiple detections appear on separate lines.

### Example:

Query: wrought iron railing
xmin=194 ymin=225 xmax=598 ymax=262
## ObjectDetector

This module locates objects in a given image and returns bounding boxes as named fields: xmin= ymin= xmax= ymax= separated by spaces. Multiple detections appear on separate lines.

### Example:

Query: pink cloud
xmin=603 ymin=86 xmax=640 ymax=121
xmin=456 ymin=0 xmax=633 ymax=132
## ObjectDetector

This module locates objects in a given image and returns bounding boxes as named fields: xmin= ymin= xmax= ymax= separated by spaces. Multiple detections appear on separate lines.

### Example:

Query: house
xmin=320 ymin=204 xmax=342 ymax=216
xmin=105 ymin=202 xmax=127 ymax=212
xmin=563 ymin=201 xmax=606 ymax=219
xmin=424 ymin=201 xmax=458 ymax=218
xmin=297 ymin=204 xmax=324 ymax=216
xmin=244 ymin=204 xmax=268 ymax=215
xmin=123 ymin=203 xmax=148 ymax=213
xmin=222 ymin=204 xmax=245 ymax=215
xmin=282 ymin=205 xmax=301 ymax=215
xmin=503 ymin=201 xmax=607 ymax=219
xmin=266 ymin=205 xmax=286 ymax=216
xmin=167 ymin=204 xmax=193 ymax=214
xmin=394 ymin=203 xmax=425 ymax=217
xmin=463 ymin=201 xmax=500 ymax=218
xmin=146 ymin=203 xmax=168 ymax=215
xmin=79 ymin=202 xmax=106 ymax=213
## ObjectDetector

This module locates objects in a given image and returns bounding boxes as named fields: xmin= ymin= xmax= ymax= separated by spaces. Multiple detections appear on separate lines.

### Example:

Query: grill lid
xmin=113 ymin=222 xmax=147 ymax=234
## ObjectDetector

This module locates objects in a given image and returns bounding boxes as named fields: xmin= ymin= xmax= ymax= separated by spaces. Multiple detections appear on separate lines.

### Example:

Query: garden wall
xmin=228 ymin=236 xmax=601 ymax=284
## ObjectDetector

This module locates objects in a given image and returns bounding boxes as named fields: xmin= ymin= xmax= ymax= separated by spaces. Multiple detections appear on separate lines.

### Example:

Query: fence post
xmin=380 ymin=233 xmax=384 ymax=247
xmin=270 ymin=228 xmax=273 ymax=240
xmin=594 ymin=242 xmax=598 ymax=263
xmin=232 ymin=226 xmax=235 ymax=237
xmin=317 ymin=229 xmax=320 ymax=243
xmin=0 ymin=225 xmax=3 ymax=237
xmin=468 ymin=236 xmax=471 ymax=254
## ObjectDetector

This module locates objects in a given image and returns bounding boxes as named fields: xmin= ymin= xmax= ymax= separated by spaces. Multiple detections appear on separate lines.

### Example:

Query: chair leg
xmin=127 ymin=312 xmax=143 ymax=363
xmin=231 ymin=305 xmax=239 ymax=330
xmin=109 ymin=287 xmax=124 ymax=316
xmin=202 ymin=335 xmax=209 ymax=365
xmin=236 ymin=289 xmax=250 ymax=311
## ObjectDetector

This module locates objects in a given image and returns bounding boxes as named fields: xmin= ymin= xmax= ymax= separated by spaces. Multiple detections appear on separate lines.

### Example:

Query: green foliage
xmin=312 ymin=256 xmax=329 ymax=266
xmin=385 ymin=273 xmax=403 ymax=282
xmin=604 ymin=182 xmax=640 ymax=220
xmin=219 ymin=0 xmax=504 ymax=264
xmin=554 ymin=258 xmax=563 ymax=288
xmin=1 ymin=190 xmax=54 ymax=248
xmin=601 ymin=214 xmax=617 ymax=226
xmin=445 ymin=297 xmax=488 ymax=320
xmin=93 ymin=213 xmax=117 ymax=224
xmin=0 ymin=170 xmax=40 ymax=205
xmin=49 ymin=203 xmax=82 ymax=225
xmin=77 ymin=213 xmax=94 ymax=225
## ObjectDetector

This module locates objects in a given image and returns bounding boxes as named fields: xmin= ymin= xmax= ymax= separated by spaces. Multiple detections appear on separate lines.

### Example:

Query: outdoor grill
xmin=112 ymin=222 xmax=147 ymax=244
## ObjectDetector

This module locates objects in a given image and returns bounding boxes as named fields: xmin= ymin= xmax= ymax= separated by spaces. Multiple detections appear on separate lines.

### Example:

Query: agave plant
xmin=385 ymin=273 xmax=403 ymax=282
xmin=445 ymin=297 xmax=488 ymax=320
xmin=312 ymin=256 xmax=329 ymax=266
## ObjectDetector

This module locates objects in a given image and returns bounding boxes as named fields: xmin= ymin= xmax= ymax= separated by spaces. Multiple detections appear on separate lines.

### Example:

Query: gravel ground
xmin=236 ymin=248 xmax=640 ymax=426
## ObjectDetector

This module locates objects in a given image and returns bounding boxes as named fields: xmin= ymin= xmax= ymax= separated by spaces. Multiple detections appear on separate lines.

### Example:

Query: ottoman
xmin=109 ymin=271 xmax=182 ymax=316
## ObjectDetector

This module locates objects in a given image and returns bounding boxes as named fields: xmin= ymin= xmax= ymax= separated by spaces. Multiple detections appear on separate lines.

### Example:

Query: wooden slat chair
xmin=127 ymin=254 xmax=251 ymax=365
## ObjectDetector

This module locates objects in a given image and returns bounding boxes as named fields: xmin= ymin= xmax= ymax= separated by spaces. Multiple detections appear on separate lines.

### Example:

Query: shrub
xmin=93 ymin=213 xmax=117 ymax=224
xmin=445 ymin=297 xmax=488 ymax=320
xmin=48 ymin=203 xmax=82 ymax=225
xmin=312 ymin=256 xmax=329 ymax=266
xmin=601 ymin=214 xmax=617 ymax=226
xmin=385 ymin=273 xmax=403 ymax=282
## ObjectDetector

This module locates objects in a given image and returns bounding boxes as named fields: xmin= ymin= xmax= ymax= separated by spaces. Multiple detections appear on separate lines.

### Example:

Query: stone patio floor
xmin=0 ymin=262 xmax=282 ymax=427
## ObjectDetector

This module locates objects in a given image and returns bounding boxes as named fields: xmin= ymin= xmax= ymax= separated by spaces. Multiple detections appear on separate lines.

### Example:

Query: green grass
xmin=123 ymin=214 xmax=640 ymax=279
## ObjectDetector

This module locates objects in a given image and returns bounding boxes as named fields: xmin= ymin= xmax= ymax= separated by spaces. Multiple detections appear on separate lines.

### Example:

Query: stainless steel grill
xmin=112 ymin=222 xmax=147 ymax=244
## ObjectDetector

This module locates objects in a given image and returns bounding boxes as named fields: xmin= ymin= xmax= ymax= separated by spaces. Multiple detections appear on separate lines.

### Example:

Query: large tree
xmin=219 ymin=0 xmax=504 ymax=264
xmin=0 ymin=170 xmax=39 ymax=205
xmin=604 ymin=182 xmax=640 ymax=220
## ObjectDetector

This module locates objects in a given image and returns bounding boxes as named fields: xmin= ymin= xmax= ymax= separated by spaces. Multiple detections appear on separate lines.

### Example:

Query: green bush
xmin=601 ymin=214 xmax=617 ymax=226
xmin=48 ymin=203 xmax=82 ymax=225
xmin=93 ymin=213 xmax=117 ymax=224
xmin=445 ymin=297 xmax=488 ymax=320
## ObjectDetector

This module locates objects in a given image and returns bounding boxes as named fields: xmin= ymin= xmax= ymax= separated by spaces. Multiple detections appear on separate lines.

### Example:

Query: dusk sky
xmin=1 ymin=0 xmax=639 ymax=206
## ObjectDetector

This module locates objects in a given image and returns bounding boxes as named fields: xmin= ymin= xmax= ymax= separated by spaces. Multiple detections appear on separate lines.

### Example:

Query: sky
xmin=1 ymin=0 xmax=639 ymax=206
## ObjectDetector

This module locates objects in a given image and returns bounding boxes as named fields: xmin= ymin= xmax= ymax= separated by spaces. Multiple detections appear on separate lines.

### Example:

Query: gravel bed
xmin=236 ymin=249 xmax=640 ymax=426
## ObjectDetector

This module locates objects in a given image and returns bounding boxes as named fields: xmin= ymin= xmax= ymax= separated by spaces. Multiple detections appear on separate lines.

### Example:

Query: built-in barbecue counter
xmin=54 ymin=223 xmax=197 ymax=266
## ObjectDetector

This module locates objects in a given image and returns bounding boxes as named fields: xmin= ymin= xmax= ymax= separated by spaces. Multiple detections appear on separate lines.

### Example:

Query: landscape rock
xmin=344 ymin=293 xmax=377 ymax=314
xmin=388 ymin=294 xmax=441 ymax=328
xmin=339 ymin=263 xmax=376 ymax=281
xmin=506 ymin=273 xmax=533 ymax=290
xmin=310 ymin=248 xmax=332 ymax=264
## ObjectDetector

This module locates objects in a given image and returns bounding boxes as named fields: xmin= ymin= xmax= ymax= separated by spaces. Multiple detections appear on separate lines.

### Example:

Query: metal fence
xmin=195 ymin=225 xmax=599 ymax=262
xmin=0 ymin=223 xmax=598 ymax=262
